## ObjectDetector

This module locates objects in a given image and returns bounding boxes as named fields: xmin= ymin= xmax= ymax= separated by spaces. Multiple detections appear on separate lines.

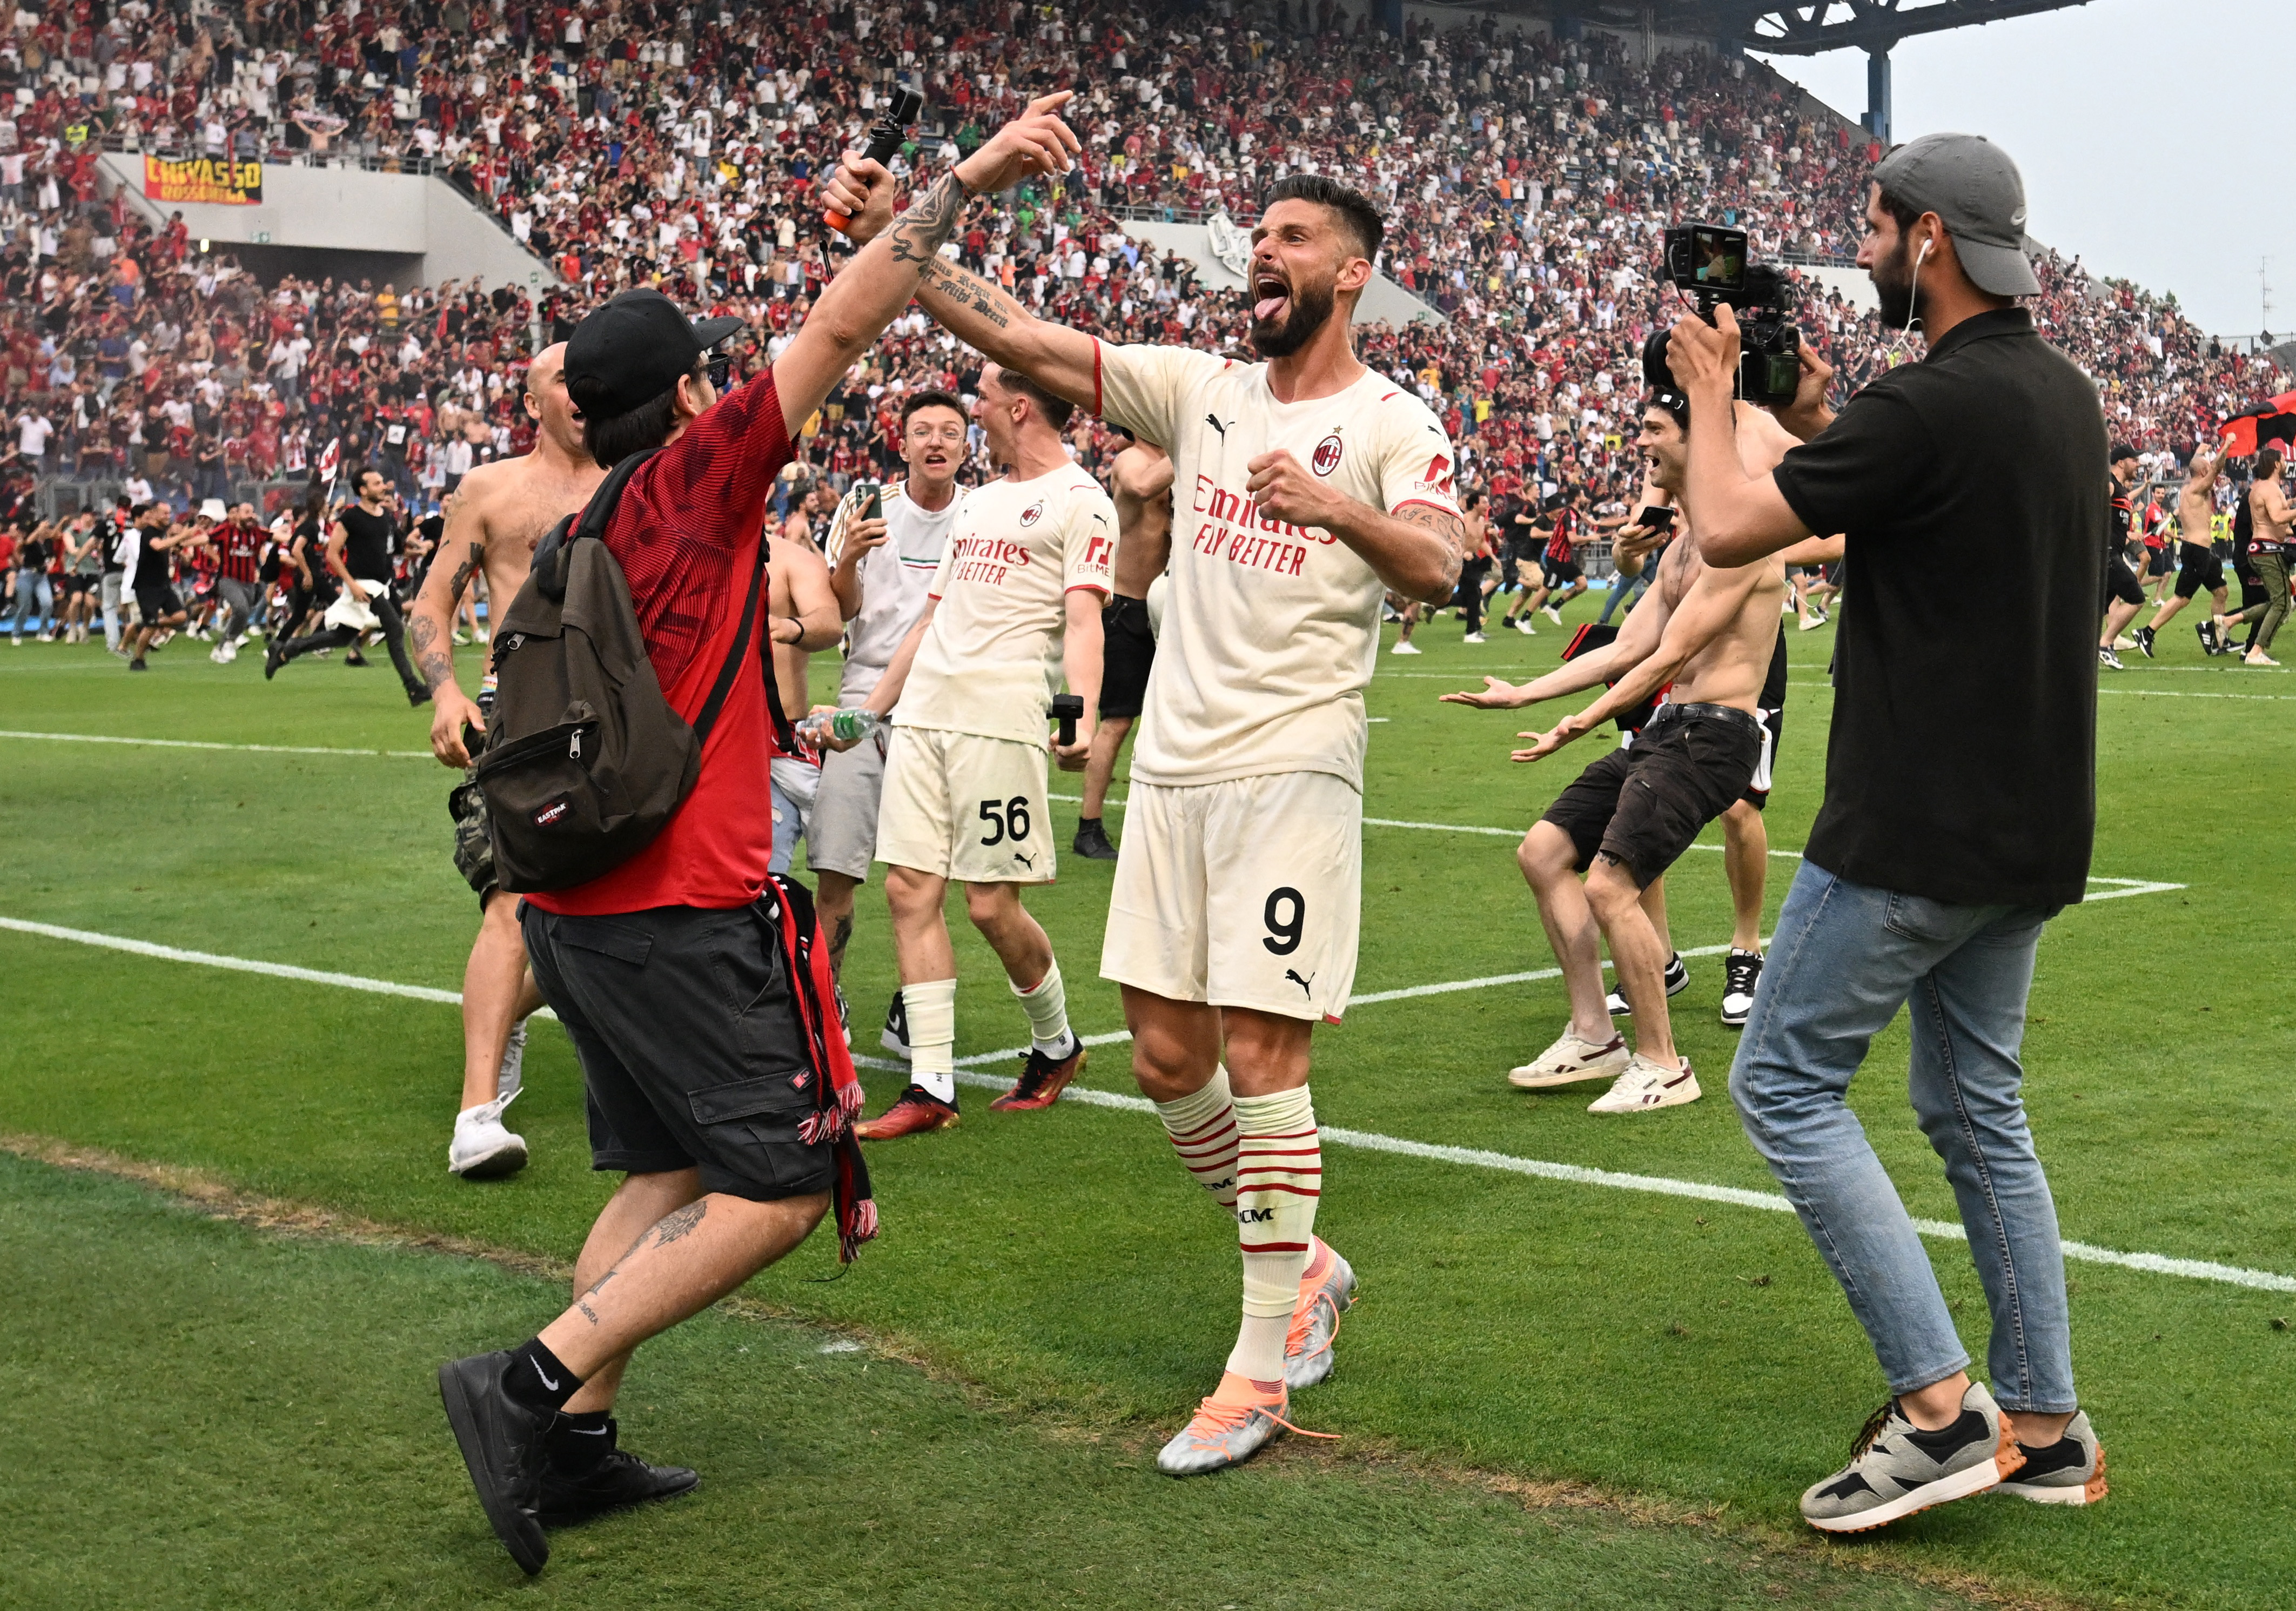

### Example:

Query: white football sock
xmin=904 ymin=978 xmax=957 ymax=1104
xmin=1225 ymin=1085 xmax=1321 ymax=1386
xmin=1011 ymin=958 xmax=1075 ymax=1057
xmin=1153 ymin=1064 xmax=1239 ymax=1211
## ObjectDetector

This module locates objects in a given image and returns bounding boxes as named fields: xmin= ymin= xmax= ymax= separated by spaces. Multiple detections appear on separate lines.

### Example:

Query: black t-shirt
xmin=1770 ymin=307 xmax=2103 ymax=908
xmin=2106 ymin=480 xmax=2133 ymax=561
xmin=336 ymin=505 xmax=397 ymax=583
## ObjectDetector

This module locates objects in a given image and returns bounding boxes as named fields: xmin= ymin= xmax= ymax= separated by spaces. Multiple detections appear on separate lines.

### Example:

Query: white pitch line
xmin=2 ymin=728 xmax=432 ymax=759
xmin=10 ymin=913 xmax=2286 ymax=1296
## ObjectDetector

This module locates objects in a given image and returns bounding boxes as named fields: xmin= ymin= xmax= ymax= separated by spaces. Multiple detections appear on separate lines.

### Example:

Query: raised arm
xmin=820 ymin=157 xmax=1102 ymax=410
xmin=774 ymin=97 xmax=1083 ymax=437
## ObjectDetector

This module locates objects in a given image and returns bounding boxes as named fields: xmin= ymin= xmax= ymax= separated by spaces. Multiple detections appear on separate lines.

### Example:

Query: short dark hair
xmin=582 ymin=367 xmax=693 ymax=467
xmin=1262 ymin=174 xmax=1385 ymax=265
xmin=899 ymin=388 xmax=966 ymax=431
xmin=992 ymin=366 xmax=1076 ymax=432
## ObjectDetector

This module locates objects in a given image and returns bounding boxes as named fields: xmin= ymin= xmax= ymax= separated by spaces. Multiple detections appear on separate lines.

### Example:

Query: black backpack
xmin=474 ymin=449 xmax=778 ymax=893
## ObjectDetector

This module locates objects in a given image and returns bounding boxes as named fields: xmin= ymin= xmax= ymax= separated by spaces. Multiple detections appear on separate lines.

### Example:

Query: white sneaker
xmin=2112 ymin=634 xmax=2137 ymax=650
xmin=449 ymin=1089 xmax=528 ymax=1178
xmin=1588 ymin=1054 xmax=1702 ymax=1114
xmin=1541 ymin=603 xmax=1565 ymax=625
xmin=1390 ymin=640 xmax=1422 ymax=655
xmin=1462 ymin=631 xmax=1486 ymax=643
xmin=217 ymin=637 xmax=239 ymax=663
xmin=1513 ymin=617 xmax=1536 ymax=635
xmin=208 ymin=645 xmax=229 ymax=663
xmin=497 ymin=1018 xmax=528 ymax=1101
xmin=1508 ymin=1029 xmax=1629 ymax=1089
xmin=1798 ymin=614 xmax=1828 ymax=632
xmin=2245 ymin=649 xmax=2280 ymax=667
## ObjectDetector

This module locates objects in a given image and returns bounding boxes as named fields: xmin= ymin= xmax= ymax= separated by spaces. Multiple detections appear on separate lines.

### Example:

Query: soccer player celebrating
xmin=1444 ymin=367 xmax=1799 ymax=1112
xmin=2136 ymin=444 xmax=2228 ymax=656
xmin=824 ymin=163 xmax=1467 ymax=1474
xmin=844 ymin=361 xmax=1112 ymax=1138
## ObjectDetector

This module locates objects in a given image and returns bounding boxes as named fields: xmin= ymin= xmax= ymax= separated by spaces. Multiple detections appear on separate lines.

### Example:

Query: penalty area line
xmin=5 ymin=912 xmax=2285 ymax=1297
xmin=2 ymin=728 xmax=433 ymax=758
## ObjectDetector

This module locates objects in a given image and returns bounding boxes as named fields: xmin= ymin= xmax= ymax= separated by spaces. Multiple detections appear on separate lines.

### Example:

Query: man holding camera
xmin=434 ymin=98 xmax=1083 ymax=1578
xmin=1669 ymin=133 xmax=2108 ymax=1532
xmin=841 ymin=361 xmax=1112 ymax=1139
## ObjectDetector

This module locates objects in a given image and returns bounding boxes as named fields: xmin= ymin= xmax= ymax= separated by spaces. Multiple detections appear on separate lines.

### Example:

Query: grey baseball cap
xmin=1871 ymin=132 xmax=2040 ymax=298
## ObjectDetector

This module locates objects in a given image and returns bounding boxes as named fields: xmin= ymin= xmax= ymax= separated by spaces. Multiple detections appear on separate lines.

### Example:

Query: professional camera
xmin=1660 ymin=223 xmax=1803 ymax=409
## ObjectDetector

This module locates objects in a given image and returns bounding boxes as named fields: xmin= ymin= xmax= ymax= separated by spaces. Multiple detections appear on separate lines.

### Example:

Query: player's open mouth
xmin=1254 ymin=273 xmax=1290 ymax=323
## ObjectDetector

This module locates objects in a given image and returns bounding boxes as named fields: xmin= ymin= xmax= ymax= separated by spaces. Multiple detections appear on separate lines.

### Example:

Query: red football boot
xmin=854 ymin=1085 xmax=961 ymax=1140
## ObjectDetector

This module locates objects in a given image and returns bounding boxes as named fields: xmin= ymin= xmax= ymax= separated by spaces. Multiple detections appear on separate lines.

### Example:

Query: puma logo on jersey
xmin=1011 ymin=850 xmax=1037 ymax=869
xmin=1285 ymin=968 xmax=1315 ymax=995
xmin=1205 ymin=414 xmax=1230 ymax=438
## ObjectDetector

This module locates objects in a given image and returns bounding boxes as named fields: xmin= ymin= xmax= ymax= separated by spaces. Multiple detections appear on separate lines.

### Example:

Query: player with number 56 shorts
xmin=822 ymin=156 xmax=1467 ymax=1476
xmin=851 ymin=363 xmax=1116 ymax=1141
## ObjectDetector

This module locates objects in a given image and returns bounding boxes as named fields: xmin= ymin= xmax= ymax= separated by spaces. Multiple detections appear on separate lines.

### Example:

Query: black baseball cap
xmin=565 ymin=288 xmax=743 ymax=419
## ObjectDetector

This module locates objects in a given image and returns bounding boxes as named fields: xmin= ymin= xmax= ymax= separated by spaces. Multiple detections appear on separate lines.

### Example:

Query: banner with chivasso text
xmin=142 ymin=155 xmax=264 ymax=206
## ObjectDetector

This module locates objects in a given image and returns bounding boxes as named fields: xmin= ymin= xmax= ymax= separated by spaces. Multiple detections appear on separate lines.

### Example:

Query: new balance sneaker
xmin=1072 ymin=818 xmax=1120 ymax=860
xmin=536 ymin=1416 xmax=700 ymax=1528
xmin=1508 ymin=1029 xmax=1629 ymax=1089
xmin=497 ymin=1019 xmax=528 ymax=1102
xmin=990 ymin=1038 xmax=1085 ymax=1111
xmin=437 ymin=1351 xmax=551 ymax=1574
xmin=450 ymin=1090 xmax=528 ymax=1179
xmin=2134 ymin=625 xmax=2156 ymax=659
xmin=1587 ymin=1053 xmax=1701 ymax=1114
xmin=1719 ymin=949 xmax=1763 ymax=1029
xmin=1389 ymin=639 xmax=1422 ymax=655
xmin=1284 ymin=1238 xmax=1357 ymax=1390
xmin=1155 ymin=1372 xmax=1307 ymax=1476
xmin=1800 ymin=1382 xmax=2023 ymax=1533
xmin=1996 ymin=1411 xmax=2108 ymax=1506
xmin=2097 ymin=646 xmax=2123 ymax=670
xmin=1605 ymin=951 xmax=1689 ymax=1016
xmin=880 ymin=990 xmax=910 ymax=1059
xmin=855 ymin=1084 xmax=959 ymax=1140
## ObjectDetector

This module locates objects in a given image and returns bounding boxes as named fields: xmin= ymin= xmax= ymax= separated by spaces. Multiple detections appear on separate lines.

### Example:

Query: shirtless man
xmin=2215 ymin=447 xmax=2293 ymax=667
xmin=1443 ymin=386 xmax=1798 ymax=1114
xmin=2135 ymin=445 xmax=2228 ymax=657
xmin=407 ymin=343 xmax=605 ymax=1179
xmin=764 ymin=519 xmax=852 ymax=878
xmin=1074 ymin=429 xmax=1171 ymax=860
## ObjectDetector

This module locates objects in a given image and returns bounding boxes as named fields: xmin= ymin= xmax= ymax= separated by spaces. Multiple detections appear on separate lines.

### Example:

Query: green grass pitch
xmin=1 ymin=598 xmax=2292 ymax=1609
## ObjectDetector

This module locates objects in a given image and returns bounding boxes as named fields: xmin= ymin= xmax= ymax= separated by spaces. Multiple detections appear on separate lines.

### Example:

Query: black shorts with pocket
xmin=2102 ymin=555 xmax=2145 ymax=608
xmin=2174 ymin=541 xmax=2225 ymax=599
xmin=1541 ymin=702 xmax=1763 ymax=889
xmin=520 ymin=899 xmax=837 ymax=1203
xmin=135 ymin=583 xmax=183 ymax=621
xmin=1542 ymin=556 xmax=1583 ymax=588
xmin=1740 ymin=629 xmax=1790 ymax=811
xmin=1099 ymin=593 xmax=1156 ymax=720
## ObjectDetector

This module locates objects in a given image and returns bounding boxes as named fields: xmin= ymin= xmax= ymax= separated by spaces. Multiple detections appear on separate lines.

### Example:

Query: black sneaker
xmin=408 ymin=684 xmax=433 ymax=707
xmin=1605 ymin=952 xmax=1689 ymax=1017
xmin=881 ymin=990 xmax=910 ymax=1059
xmin=2198 ymin=620 xmax=2218 ymax=656
xmin=1072 ymin=818 xmax=1119 ymax=861
xmin=345 ymin=649 xmax=371 ymax=667
xmin=1719 ymin=948 xmax=1762 ymax=1029
xmin=437 ymin=1351 xmax=551 ymax=1574
xmin=263 ymin=642 xmax=284 ymax=680
xmin=2134 ymin=626 xmax=2156 ymax=659
xmin=537 ymin=1417 xmax=700 ymax=1528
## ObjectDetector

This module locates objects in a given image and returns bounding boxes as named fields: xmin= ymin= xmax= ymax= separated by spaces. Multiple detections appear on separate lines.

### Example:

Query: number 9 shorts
xmin=1099 ymin=771 xmax=1362 ymax=1024
xmin=874 ymin=724 xmax=1057 ymax=885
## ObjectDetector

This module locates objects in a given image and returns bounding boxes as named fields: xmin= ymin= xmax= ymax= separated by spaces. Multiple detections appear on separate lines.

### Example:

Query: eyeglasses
xmin=706 ymin=354 xmax=735 ymax=392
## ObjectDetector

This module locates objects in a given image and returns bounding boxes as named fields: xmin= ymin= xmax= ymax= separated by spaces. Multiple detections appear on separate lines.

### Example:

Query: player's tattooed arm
xmin=884 ymin=171 xmax=968 ymax=268
xmin=1398 ymin=503 xmax=1468 ymax=596
xmin=918 ymin=258 xmax=1015 ymax=332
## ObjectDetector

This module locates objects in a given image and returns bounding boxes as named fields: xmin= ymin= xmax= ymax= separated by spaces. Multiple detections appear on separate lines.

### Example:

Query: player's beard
xmin=1250 ymin=276 xmax=1338 ymax=359
xmin=1871 ymin=232 xmax=1922 ymax=330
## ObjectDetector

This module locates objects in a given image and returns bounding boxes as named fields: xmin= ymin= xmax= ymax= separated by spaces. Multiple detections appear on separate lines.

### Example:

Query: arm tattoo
xmin=445 ymin=541 xmax=481 ymax=605
xmin=408 ymin=614 xmax=456 ymax=692
xmin=920 ymin=259 xmax=1014 ymax=331
xmin=651 ymin=1199 xmax=707 ymax=1246
xmin=885 ymin=172 xmax=967 ymax=269
xmin=1399 ymin=504 xmax=1467 ymax=594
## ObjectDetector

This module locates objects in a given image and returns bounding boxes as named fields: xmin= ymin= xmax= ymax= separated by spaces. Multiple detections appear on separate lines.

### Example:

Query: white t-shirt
xmin=16 ymin=413 xmax=52 ymax=457
xmin=1092 ymin=343 xmax=1461 ymax=789
xmin=897 ymin=466 xmax=1117 ymax=748
xmin=835 ymin=478 xmax=963 ymax=703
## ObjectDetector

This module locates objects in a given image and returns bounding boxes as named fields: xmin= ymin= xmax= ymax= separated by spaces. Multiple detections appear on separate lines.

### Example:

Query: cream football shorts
xmin=1100 ymin=770 xmax=1362 ymax=1023
xmin=874 ymin=724 xmax=1056 ymax=885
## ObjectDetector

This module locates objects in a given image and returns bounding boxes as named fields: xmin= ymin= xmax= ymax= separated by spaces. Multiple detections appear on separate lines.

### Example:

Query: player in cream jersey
xmin=849 ymin=361 xmax=1113 ymax=1142
xmin=823 ymin=163 xmax=1466 ymax=1476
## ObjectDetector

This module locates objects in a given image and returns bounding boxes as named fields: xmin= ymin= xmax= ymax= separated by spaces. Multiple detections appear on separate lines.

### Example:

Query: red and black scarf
xmin=760 ymin=873 xmax=876 ymax=1262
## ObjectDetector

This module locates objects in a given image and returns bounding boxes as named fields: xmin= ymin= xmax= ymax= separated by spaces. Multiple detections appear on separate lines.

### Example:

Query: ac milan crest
xmin=1019 ymin=500 xmax=1045 ymax=527
xmin=1312 ymin=433 xmax=1345 ymax=476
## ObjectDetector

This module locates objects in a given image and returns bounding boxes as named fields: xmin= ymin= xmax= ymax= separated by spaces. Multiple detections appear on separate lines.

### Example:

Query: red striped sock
xmin=1154 ymin=1064 xmax=1239 ymax=1211
xmin=1227 ymin=1085 xmax=1320 ymax=1383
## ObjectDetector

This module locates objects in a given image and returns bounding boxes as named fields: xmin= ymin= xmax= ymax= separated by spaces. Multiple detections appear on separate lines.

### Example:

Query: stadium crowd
xmin=0 ymin=0 xmax=2279 ymax=639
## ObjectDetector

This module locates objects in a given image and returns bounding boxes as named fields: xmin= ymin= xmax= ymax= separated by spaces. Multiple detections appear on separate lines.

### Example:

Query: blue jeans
xmin=10 ymin=569 xmax=51 ymax=635
xmin=1729 ymin=861 xmax=2076 ymax=1414
xmin=1597 ymin=568 xmax=1649 ymax=626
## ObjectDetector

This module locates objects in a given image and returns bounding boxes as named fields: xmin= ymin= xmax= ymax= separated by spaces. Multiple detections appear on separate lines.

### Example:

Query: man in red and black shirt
xmin=435 ymin=97 xmax=1083 ymax=1579
xmin=209 ymin=500 xmax=266 ymax=662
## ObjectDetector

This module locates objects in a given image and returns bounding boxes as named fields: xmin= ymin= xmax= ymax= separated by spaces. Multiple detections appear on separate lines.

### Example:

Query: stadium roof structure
xmin=1581 ymin=2 xmax=2100 ymax=56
